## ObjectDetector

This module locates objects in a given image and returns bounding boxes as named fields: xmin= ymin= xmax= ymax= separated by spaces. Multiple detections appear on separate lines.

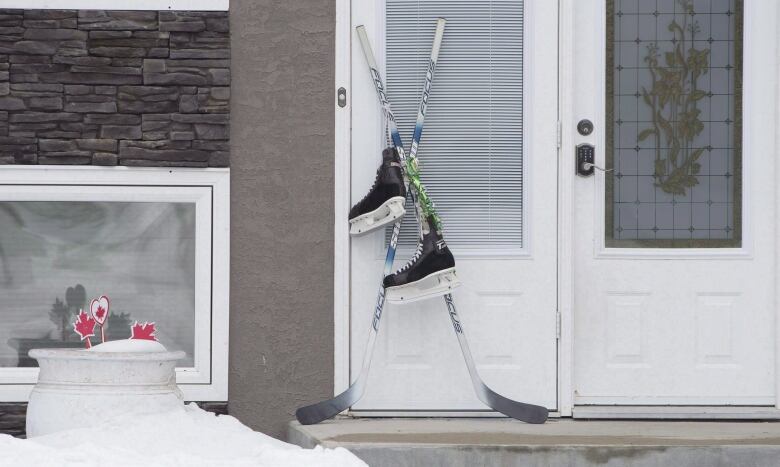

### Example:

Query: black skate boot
xmin=349 ymin=147 xmax=407 ymax=235
xmin=383 ymin=217 xmax=461 ymax=304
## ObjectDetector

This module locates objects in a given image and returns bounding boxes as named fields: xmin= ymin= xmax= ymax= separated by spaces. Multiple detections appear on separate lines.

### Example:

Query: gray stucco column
xmin=229 ymin=0 xmax=336 ymax=439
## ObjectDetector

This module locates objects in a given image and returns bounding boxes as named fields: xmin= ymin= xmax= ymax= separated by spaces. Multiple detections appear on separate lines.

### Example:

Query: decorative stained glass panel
xmin=606 ymin=0 xmax=742 ymax=247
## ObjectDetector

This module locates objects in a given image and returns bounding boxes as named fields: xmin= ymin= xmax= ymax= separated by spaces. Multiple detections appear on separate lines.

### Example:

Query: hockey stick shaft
xmin=355 ymin=24 xmax=405 ymax=151
xmin=357 ymin=20 xmax=445 ymax=229
xmin=407 ymin=18 xmax=445 ymax=231
xmin=409 ymin=18 xmax=444 ymax=161
xmin=296 ymin=22 xmax=444 ymax=426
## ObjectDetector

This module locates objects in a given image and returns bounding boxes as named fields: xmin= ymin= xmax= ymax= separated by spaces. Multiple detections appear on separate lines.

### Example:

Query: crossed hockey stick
xmin=296 ymin=19 xmax=548 ymax=425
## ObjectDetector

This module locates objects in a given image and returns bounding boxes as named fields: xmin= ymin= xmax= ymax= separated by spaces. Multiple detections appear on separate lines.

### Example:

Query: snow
xmin=88 ymin=339 xmax=168 ymax=353
xmin=0 ymin=404 xmax=367 ymax=467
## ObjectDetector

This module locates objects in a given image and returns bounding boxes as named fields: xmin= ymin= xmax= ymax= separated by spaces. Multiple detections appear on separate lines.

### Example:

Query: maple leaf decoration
xmin=73 ymin=310 xmax=96 ymax=348
xmin=130 ymin=321 xmax=157 ymax=341
xmin=94 ymin=306 xmax=106 ymax=321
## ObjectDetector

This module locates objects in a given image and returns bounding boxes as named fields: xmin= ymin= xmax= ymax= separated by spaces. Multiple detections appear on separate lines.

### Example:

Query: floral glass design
xmin=606 ymin=0 xmax=742 ymax=247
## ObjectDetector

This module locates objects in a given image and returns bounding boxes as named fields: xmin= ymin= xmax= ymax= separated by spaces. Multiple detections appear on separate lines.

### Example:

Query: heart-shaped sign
xmin=90 ymin=295 xmax=110 ymax=326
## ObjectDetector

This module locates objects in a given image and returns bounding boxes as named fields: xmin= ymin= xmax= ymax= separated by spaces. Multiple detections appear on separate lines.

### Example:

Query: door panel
xmin=573 ymin=0 xmax=776 ymax=406
xmin=349 ymin=0 xmax=558 ymax=412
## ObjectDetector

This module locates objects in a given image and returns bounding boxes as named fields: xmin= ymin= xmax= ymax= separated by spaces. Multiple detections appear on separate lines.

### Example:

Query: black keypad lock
xmin=576 ymin=143 xmax=595 ymax=177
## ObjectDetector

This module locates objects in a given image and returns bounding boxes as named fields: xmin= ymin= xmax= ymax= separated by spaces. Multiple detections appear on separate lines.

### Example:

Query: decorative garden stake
xmin=90 ymin=295 xmax=110 ymax=343
xmin=32 ymin=295 xmax=176 ymax=436
xmin=72 ymin=310 xmax=96 ymax=349
xmin=130 ymin=322 xmax=157 ymax=341
xmin=75 ymin=295 xmax=160 ymax=347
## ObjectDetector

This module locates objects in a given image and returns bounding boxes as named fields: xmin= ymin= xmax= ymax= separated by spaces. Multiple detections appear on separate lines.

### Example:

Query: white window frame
xmin=0 ymin=1 xmax=227 ymax=10
xmin=0 ymin=166 xmax=230 ymax=402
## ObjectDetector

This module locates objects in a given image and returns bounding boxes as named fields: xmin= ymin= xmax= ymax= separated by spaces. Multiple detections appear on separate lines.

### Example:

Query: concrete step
xmin=288 ymin=418 xmax=780 ymax=467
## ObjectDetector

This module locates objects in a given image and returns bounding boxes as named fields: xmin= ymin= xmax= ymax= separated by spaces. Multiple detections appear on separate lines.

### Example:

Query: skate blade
xmin=385 ymin=267 xmax=462 ymax=304
xmin=349 ymin=196 xmax=406 ymax=236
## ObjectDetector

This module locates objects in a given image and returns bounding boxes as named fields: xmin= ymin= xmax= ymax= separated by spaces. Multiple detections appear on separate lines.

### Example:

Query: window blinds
xmin=385 ymin=0 xmax=525 ymax=250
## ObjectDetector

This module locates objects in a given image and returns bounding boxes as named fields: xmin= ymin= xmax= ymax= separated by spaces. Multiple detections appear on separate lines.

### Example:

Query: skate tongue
xmin=422 ymin=216 xmax=448 ymax=253
xmin=382 ymin=147 xmax=400 ymax=164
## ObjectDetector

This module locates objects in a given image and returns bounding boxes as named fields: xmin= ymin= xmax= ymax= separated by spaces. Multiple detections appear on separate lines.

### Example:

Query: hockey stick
xmin=444 ymin=295 xmax=548 ymax=424
xmin=298 ymin=19 xmax=547 ymax=425
xmin=295 ymin=20 xmax=446 ymax=426
xmin=356 ymin=20 xmax=547 ymax=423
xmin=294 ymin=226 xmax=400 ymax=426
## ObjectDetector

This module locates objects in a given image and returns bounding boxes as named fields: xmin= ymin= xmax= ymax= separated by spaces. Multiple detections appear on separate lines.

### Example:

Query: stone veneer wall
xmin=0 ymin=9 xmax=229 ymax=167
xmin=0 ymin=8 xmax=231 ymax=437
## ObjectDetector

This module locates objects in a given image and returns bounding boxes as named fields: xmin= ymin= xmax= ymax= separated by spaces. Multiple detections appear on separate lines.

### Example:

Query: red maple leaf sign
xmin=130 ymin=321 xmax=157 ymax=341
xmin=94 ymin=306 xmax=106 ymax=321
xmin=73 ymin=310 xmax=96 ymax=348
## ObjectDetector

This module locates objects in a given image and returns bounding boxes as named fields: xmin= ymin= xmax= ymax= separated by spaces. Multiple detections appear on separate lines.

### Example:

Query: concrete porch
xmin=289 ymin=418 xmax=780 ymax=466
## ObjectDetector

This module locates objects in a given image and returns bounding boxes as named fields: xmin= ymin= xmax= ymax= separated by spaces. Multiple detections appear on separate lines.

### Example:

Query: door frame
xmin=558 ymin=0 xmax=576 ymax=417
xmin=334 ymin=0 xmax=780 ymax=418
xmin=335 ymin=0 xmax=558 ymax=417
xmin=334 ymin=0 xmax=559 ymax=416
xmin=334 ymin=0 xmax=352 ymax=400
xmin=559 ymin=0 xmax=780 ymax=417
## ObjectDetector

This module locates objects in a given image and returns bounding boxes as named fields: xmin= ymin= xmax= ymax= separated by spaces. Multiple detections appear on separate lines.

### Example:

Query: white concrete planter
xmin=26 ymin=348 xmax=186 ymax=437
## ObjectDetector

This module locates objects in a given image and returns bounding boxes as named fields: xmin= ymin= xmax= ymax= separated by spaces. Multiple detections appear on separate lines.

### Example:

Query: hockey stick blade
xmin=296 ymin=222 xmax=400 ymax=425
xmin=479 ymin=384 xmax=549 ymax=424
xmin=295 ymin=384 xmax=360 ymax=425
xmin=444 ymin=294 xmax=548 ymax=423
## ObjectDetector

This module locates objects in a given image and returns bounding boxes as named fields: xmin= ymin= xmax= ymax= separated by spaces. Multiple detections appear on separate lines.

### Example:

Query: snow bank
xmin=88 ymin=339 xmax=168 ymax=353
xmin=0 ymin=404 xmax=367 ymax=467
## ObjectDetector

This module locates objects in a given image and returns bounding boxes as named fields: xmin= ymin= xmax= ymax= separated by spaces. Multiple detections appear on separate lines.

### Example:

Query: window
xmin=0 ymin=167 xmax=229 ymax=401
xmin=605 ymin=0 xmax=742 ymax=247
xmin=385 ymin=0 xmax=525 ymax=251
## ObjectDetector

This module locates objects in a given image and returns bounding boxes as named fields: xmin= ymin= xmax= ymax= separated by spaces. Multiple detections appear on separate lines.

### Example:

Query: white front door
xmin=571 ymin=0 xmax=778 ymax=406
xmin=348 ymin=0 xmax=558 ymax=412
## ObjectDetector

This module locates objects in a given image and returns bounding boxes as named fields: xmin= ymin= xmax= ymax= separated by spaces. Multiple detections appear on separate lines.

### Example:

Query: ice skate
xmin=384 ymin=217 xmax=461 ymax=304
xmin=349 ymin=147 xmax=407 ymax=235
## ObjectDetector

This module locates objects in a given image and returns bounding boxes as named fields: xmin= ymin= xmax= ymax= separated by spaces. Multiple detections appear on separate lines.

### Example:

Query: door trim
xmin=334 ymin=0 xmax=352 ymax=399
xmin=336 ymin=0 xmax=780 ymax=419
xmin=336 ymin=0 xmax=558 ymax=416
xmin=557 ymin=0 xmax=576 ymax=418
xmin=574 ymin=406 xmax=780 ymax=420
xmin=774 ymin=0 xmax=780 ymax=412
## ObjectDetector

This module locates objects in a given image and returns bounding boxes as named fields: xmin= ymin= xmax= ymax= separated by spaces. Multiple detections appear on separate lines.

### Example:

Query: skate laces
xmin=396 ymin=240 xmax=424 ymax=274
